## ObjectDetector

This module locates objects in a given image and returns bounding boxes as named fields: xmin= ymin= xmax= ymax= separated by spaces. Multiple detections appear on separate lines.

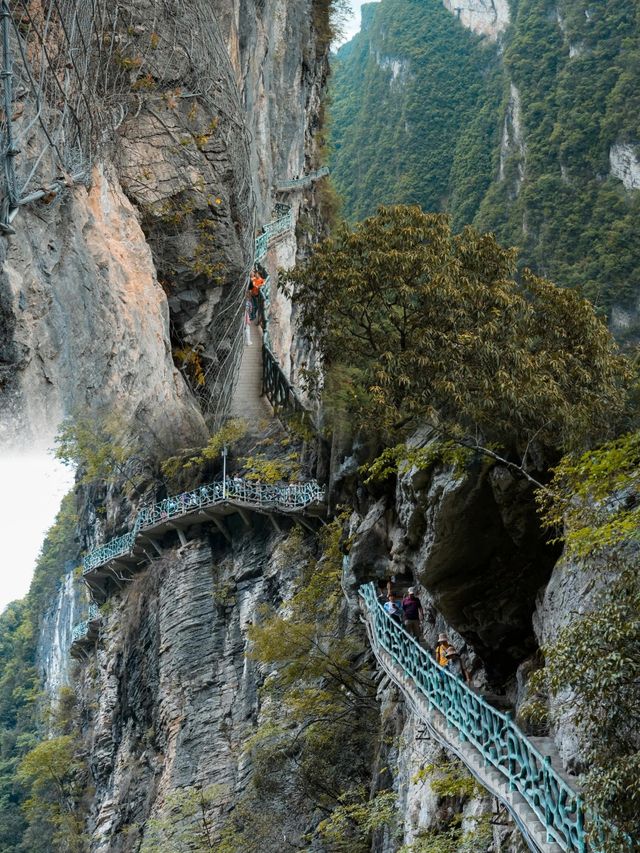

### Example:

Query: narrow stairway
xmin=359 ymin=583 xmax=589 ymax=853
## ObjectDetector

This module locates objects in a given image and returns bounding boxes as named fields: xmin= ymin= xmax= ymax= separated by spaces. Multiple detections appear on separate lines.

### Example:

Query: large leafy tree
xmin=282 ymin=205 xmax=631 ymax=455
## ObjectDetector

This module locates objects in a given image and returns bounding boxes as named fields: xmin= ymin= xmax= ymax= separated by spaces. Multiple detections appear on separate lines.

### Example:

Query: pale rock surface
xmin=499 ymin=83 xmax=526 ymax=194
xmin=36 ymin=571 xmax=80 ymax=704
xmin=0 ymin=167 xmax=207 ymax=453
xmin=533 ymin=554 xmax=614 ymax=770
xmin=80 ymin=526 xmax=310 ymax=850
xmin=443 ymin=0 xmax=510 ymax=39
xmin=610 ymin=142 xmax=640 ymax=190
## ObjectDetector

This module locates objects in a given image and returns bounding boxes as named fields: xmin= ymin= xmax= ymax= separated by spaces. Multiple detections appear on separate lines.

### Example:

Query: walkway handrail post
xmin=222 ymin=444 xmax=228 ymax=499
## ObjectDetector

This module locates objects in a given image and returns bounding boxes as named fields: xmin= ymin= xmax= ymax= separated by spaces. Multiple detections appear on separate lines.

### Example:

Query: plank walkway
xmin=230 ymin=322 xmax=271 ymax=420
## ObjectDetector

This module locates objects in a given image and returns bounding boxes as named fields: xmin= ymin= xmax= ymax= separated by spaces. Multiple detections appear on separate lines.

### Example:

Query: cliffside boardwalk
xmin=360 ymin=583 xmax=628 ymax=853
xmin=71 ymin=192 xmax=322 ymax=655
xmin=77 ymin=477 xmax=325 ymax=609
xmin=276 ymin=166 xmax=329 ymax=192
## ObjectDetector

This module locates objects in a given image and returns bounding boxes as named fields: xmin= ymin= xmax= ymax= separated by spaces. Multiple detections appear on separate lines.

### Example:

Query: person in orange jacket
xmin=249 ymin=269 xmax=266 ymax=296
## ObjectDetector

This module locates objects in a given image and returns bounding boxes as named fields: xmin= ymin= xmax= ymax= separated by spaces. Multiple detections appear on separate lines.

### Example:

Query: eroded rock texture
xmin=0 ymin=0 xmax=328 ymax=449
xmin=348 ymin=450 xmax=559 ymax=682
xmin=79 ymin=523 xmax=305 ymax=849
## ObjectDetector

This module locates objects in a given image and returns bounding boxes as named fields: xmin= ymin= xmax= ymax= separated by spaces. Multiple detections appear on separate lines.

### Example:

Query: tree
xmin=224 ymin=520 xmax=384 ymax=849
xmin=282 ymin=205 xmax=631 ymax=455
xmin=140 ymin=785 xmax=226 ymax=852
xmin=17 ymin=736 xmax=88 ymax=853
xmin=0 ymin=493 xmax=79 ymax=851
xmin=55 ymin=411 xmax=147 ymax=494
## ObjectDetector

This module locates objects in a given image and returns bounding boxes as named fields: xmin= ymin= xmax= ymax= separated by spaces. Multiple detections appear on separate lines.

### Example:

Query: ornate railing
xmin=360 ymin=583 xmax=589 ymax=853
xmin=83 ymin=531 xmax=137 ymax=573
xmin=71 ymin=603 xmax=100 ymax=643
xmin=262 ymin=344 xmax=305 ymax=417
xmin=83 ymin=476 xmax=325 ymax=575
xmin=276 ymin=166 xmax=329 ymax=191
xmin=254 ymin=204 xmax=293 ymax=262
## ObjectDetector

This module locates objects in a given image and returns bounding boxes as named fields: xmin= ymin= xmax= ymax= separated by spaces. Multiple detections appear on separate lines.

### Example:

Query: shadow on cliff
xmin=345 ymin=453 xmax=561 ymax=685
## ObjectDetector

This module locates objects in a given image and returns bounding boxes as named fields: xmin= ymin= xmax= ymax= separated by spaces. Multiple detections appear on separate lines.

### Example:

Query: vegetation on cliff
xmin=282 ymin=205 xmax=631 ymax=457
xmin=532 ymin=434 xmax=640 ymax=847
xmin=331 ymin=0 xmax=640 ymax=316
xmin=0 ymin=495 xmax=81 ymax=850
xmin=330 ymin=0 xmax=499 ymax=225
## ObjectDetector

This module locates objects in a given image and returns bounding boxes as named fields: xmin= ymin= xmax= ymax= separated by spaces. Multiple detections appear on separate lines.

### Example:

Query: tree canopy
xmin=282 ymin=205 xmax=631 ymax=453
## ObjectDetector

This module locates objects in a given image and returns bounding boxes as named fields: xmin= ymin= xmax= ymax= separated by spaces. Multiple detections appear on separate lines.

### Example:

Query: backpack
xmin=436 ymin=643 xmax=448 ymax=667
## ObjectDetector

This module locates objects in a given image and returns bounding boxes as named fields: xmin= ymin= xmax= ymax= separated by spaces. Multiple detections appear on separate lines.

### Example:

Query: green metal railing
xmin=276 ymin=166 xmax=329 ymax=191
xmin=360 ymin=582 xmax=588 ymax=852
xmin=83 ymin=476 xmax=325 ymax=576
xmin=71 ymin=603 xmax=100 ymax=644
xmin=254 ymin=204 xmax=293 ymax=262
xmin=262 ymin=344 xmax=306 ymax=417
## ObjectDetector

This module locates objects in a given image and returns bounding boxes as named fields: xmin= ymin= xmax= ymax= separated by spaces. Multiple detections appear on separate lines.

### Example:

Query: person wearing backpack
xmin=402 ymin=587 xmax=424 ymax=640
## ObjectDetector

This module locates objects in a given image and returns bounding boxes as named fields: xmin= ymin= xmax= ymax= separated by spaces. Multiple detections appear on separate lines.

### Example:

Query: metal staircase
xmin=360 ymin=582 xmax=589 ymax=853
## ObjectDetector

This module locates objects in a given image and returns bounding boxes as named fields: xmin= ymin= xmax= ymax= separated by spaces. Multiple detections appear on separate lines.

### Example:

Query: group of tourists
xmin=380 ymin=583 xmax=469 ymax=683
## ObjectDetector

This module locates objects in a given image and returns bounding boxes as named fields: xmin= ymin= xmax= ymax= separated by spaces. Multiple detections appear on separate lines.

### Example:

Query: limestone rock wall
xmin=78 ymin=523 xmax=309 ymax=850
xmin=0 ymin=0 xmax=328 ymax=450
xmin=0 ymin=166 xmax=208 ymax=453
xmin=345 ymin=440 xmax=558 ymax=682
xmin=443 ymin=0 xmax=510 ymax=40
xmin=371 ymin=678 xmax=527 ymax=852
xmin=36 ymin=570 xmax=83 ymax=706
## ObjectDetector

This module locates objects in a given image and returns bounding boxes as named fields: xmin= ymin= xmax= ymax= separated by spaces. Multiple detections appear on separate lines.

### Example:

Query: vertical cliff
xmin=330 ymin=0 xmax=640 ymax=330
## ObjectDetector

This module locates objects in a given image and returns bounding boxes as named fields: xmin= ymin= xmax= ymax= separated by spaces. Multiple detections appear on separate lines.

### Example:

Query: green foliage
xmin=222 ymin=518 xmax=384 ymax=848
xmin=55 ymin=411 xmax=143 ymax=492
xmin=315 ymin=788 xmax=397 ymax=852
xmin=532 ymin=433 xmax=640 ymax=847
xmin=140 ymin=785 xmax=226 ymax=852
xmin=17 ymin=734 xmax=88 ymax=853
xmin=160 ymin=419 xmax=247 ymax=487
xmin=399 ymin=756 xmax=492 ymax=853
xmin=331 ymin=0 xmax=640 ymax=317
xmin=537 ymin=432 xmax=640 ymax=555
xmin=538 ymin=561 xmax=640 ymax=848
xmin=0 ymin=494 xmax=79 ymax=851
xmin=360 ymin=440 xmax=475 ymax=485
xmin=399 ymin=815 xmax=493 ymax=853
xmin=282 ymin=205 xmax=631 ymax=452
xmin=412 ymin=758 xmax=479 ymax=800
xmin=330 ymin=0 xmax=500 ymax=225
xmin=477 ymin=0 xmax=640 ymax=314
xmin=239 ymin=451 xmax=300 ymax=483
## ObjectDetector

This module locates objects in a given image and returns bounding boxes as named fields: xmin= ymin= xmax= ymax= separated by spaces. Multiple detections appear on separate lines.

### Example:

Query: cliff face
xmin=331 ymin=0 xmax=640 ymax=329
xmin=443 ymin=0 xmax=510 ymax=39
xmin=0 ymin=0 xmax=328 ymax=451
xmin=78 ymin=526 xmax=296 ymax=849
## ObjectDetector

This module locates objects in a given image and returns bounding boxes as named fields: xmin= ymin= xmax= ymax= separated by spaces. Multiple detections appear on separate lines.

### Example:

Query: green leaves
xmin=538 ymin=432 xmax=640 ymax=554
xmin=282 ymin=205 xmax=631 ymax=452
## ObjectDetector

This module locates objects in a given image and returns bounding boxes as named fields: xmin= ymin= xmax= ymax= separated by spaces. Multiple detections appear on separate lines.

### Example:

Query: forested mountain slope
xmin=331 ymin=0 xmax=640 ymax=323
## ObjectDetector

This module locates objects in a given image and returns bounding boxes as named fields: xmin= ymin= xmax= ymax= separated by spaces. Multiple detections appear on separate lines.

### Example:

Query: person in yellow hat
xmin=435 ymin=632 xmax=449 ymax=667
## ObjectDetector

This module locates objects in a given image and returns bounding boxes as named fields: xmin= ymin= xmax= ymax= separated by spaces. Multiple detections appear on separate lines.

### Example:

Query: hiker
xmin=435 ymin=633 xmax=449 ymax=667
xmin=383 ymin=592 xmax=403 ymax=624
xmin=249 ymin=269 xmax=266 ymax=297
xmin=402 ymin=586 xmax=424 ymax=640
xmin=445 ymin=645 xmax=469 ymax=684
